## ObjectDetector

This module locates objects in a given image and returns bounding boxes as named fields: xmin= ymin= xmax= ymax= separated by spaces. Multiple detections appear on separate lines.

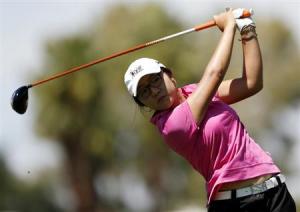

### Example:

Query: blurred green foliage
xmin=2 ymin=3 xmax=299 ymax=212
xmin=0 ymin=154 xmax=62 ymax=211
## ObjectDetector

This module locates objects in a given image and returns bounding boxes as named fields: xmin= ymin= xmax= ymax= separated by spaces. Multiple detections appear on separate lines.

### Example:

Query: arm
xmin=187 ymin=10 xmax=236 ymax=124
xmin=217 ymin=20 xmax=263 ymax=104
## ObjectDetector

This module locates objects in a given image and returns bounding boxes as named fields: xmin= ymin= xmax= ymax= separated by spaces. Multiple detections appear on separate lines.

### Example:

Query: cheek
xmin=167 ymin=82 xmax=177 ymax=97
xmin=164 ymin=77 xmax=176 ymax=91
xmin=164 ymin=87 xmax=177 ymax=107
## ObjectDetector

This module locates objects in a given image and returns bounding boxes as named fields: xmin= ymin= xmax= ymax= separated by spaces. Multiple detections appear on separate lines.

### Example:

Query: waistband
xmin=214 ymin=174 xmax=285 ymax=201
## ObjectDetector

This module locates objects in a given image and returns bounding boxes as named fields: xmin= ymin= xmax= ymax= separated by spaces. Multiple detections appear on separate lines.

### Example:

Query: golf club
xmin=11 ymin=9 xmax=252 ymax=114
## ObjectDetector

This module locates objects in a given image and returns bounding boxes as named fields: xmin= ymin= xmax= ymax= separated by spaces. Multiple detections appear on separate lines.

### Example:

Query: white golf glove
xmin=233 ymin=8 xmax=255 ymax=32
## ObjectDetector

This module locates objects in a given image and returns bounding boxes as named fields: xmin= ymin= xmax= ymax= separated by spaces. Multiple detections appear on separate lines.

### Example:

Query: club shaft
xmin=30 ymin=9 xmax=251 ymax=88
xmin=30 ymin=21 xmax=216 ymax=87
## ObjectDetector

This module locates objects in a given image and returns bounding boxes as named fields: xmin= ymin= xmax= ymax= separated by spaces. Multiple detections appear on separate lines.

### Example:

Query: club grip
xmin=194 ymin=8 xmax=253 ymax=31
xmin=241 ymin=9 xmax=253 ymax=18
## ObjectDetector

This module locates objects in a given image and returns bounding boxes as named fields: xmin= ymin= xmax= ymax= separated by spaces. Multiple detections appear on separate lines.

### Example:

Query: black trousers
xmin=208 ymin=183 xmax=296 ymax=212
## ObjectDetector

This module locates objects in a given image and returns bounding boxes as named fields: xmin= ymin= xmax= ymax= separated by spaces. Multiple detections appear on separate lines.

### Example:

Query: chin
xmin=163 ymin=98 xmax=174 ymax=110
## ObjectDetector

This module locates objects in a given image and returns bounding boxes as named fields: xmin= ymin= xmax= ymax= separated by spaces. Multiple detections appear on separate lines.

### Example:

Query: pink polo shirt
xmin=151 ymin=84 xmax=280 ymax=204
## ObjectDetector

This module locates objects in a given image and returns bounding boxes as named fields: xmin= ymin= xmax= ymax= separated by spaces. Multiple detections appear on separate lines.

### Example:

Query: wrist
xmin=241 ymin=25 xmax=256 ymax=35
xmin=224 ymin=22 xmax=236 ymax=32
xmin=240 ymin=25 xmax=257 ymax=42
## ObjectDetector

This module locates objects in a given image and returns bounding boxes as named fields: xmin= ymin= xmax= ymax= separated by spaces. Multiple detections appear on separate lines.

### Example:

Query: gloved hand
xmin=233 ymin=8 xmax=255 ymax=32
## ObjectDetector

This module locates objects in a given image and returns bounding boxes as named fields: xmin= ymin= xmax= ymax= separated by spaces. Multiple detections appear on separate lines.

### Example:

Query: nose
xmin=149 ymin=86 xmax=160 ymax=97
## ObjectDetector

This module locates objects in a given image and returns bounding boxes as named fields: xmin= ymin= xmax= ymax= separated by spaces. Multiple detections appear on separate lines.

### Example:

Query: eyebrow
xmin=137 ymin=74 xmax=157 ymax=90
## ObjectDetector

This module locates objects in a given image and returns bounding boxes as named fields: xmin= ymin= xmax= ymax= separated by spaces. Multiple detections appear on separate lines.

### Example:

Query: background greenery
xmin=1 ymin=3 xmax=299 ymax=212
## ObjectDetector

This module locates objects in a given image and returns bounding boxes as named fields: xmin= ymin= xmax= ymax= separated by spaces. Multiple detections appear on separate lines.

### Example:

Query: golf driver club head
xmin=11 ymin=85 xmax=31 ymax=114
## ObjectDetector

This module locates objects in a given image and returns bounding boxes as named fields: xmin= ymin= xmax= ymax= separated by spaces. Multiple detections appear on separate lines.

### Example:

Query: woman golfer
xmin=124 ymin=8 xmax=296 ymax=212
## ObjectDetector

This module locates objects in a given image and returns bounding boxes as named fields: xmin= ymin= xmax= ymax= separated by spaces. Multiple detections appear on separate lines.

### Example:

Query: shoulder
xmin=181 ymin=83 xmax=198 ymax=94
xmin=151 ymin=100 xmax=198 ymax=135
xmin=182 ymin=83 xmax=220 ymax=102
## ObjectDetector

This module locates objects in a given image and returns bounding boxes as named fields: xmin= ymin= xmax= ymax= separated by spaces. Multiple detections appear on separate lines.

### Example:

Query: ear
xmin=171 ymin=77 xmax=177 ymax=86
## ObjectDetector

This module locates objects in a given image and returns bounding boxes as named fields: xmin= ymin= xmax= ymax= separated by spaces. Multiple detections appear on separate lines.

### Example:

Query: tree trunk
xmin=63 ymin=138 xmax=97 ymax=212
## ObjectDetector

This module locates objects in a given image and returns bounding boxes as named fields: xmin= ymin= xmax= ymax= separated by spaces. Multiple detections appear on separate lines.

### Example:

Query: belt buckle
xmin=250 ymin=182 xmax=267 ymax=194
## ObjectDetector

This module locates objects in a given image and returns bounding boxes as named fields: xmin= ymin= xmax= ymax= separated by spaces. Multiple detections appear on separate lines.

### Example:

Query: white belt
xmin=214 ymin=174 xmax=285 ymax=201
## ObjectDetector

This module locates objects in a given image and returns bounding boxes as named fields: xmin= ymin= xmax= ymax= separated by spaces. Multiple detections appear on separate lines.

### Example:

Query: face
xmin=136 ymin=72 xmax=178 ymax=111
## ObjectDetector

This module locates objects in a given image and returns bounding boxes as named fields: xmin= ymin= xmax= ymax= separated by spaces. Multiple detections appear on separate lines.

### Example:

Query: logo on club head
xmin=130 ymin=65 xmax=143 ymax=78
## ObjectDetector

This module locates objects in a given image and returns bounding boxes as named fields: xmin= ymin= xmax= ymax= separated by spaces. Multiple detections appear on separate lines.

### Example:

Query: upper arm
xmin=217 ymin=77 xmax=263 ymax=104
xmin=218 ymin=34 xmax=263 ymax=104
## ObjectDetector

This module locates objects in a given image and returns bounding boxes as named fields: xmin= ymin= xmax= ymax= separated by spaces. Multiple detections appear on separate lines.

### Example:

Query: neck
xmin=172 ymin=88 xmax=186 ymax=107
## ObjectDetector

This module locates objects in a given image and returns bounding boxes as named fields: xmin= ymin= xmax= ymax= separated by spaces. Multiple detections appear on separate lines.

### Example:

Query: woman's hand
xmin=213 ymin=9 xmax=236 ymax=32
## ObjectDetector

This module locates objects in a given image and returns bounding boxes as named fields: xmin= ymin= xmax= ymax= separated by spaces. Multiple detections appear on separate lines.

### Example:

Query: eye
xmin=151 ymin=74 xmax=161 ymax=85
xmin=139 ymin=87 xmax=150 ymax=99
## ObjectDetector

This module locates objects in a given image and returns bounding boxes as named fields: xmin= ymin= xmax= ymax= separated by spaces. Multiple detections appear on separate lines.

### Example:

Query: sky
xmin=1 ymin=0 xmax=300 ymax=200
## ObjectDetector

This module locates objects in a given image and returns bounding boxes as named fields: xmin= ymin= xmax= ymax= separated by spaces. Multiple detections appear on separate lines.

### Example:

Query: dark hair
xmin=133 ymin=67 xmax=173 ymax=107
